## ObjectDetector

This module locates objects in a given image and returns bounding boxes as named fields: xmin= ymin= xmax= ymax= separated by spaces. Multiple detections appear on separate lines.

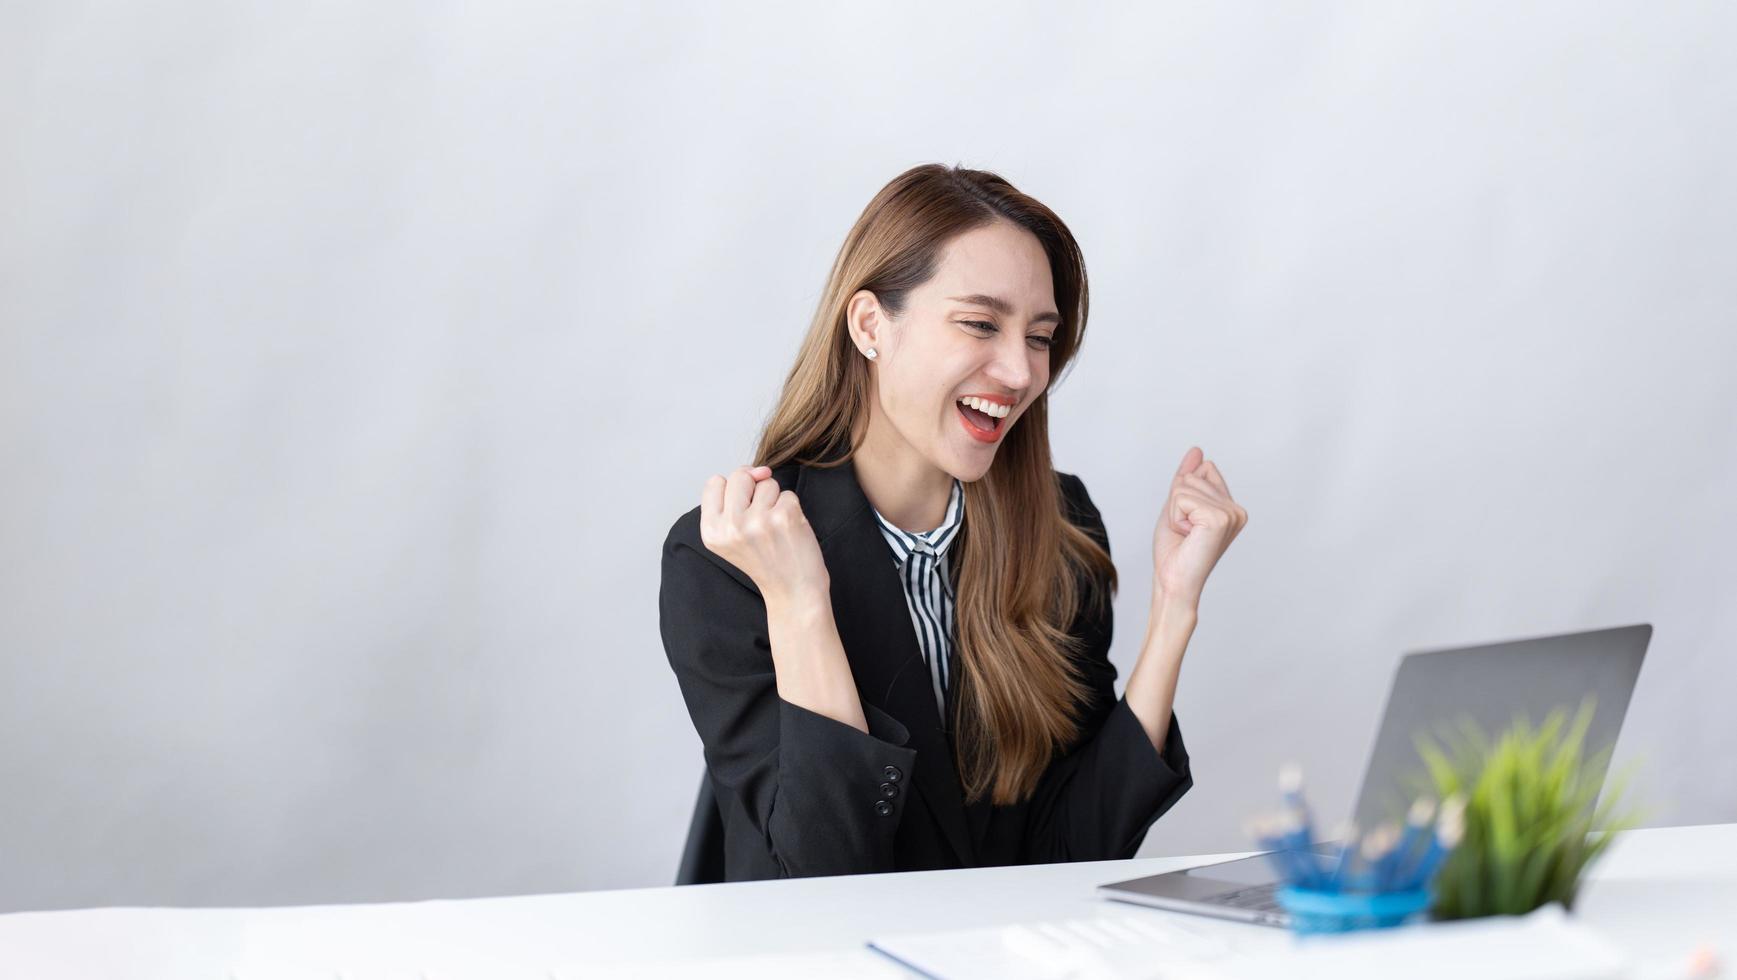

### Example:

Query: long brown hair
xmin=752 ymin=163 xmax=1117 ymax=805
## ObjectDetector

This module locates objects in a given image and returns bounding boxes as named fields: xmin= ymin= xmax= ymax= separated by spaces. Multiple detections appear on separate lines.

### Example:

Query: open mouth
xmin=956 ymin=399 xmax=1005 ymax=440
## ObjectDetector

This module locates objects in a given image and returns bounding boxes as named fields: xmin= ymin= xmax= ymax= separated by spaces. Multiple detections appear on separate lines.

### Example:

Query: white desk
xmin=0 ymin=823 xmax=1730 ymax=978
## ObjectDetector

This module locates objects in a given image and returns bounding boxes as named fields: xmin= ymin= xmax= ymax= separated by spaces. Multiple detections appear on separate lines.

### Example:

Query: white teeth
xmin=958 ymin=396 xmax=1011 ymax=418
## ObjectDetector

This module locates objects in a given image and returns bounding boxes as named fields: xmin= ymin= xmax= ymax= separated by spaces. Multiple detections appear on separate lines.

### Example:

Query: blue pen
xmin=1326 ymin=821 xmax=1359 ymax=892
xmin=1281 ymin=765 xmax=1337 ymax=889
xmin=1402 ymin=795 xmax=1466 ymax=890
xmin=1353 ymin=829 xmax=1387 ymax=892
xmin=1392 ymin=797 xmax=1437 ymax=875
xmin=1279 ymin=764 xmax=1318 ymax=849
xmin=1339 ymin=838 xmax=1369 ymax=893
xmin=1277 ymin=807 xmax=1327 ymax=889
xmin=1358 ymin=823 xmax=1400 ymax=892
xmin=1324 ymin=824 xmax=1390 ymax=893
xmin=1396 ymin=794 xmax=1463 ymax=889
xmin=1279 ymin=812 xmax=1331 ymax=889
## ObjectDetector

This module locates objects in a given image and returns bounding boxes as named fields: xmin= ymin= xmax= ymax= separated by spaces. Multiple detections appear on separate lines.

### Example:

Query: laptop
xmin=1097 ymin=623 xmax=1652 ymax=927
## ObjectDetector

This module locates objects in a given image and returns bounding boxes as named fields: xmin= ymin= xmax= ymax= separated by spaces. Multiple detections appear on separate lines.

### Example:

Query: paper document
xmin=866 ymin=904 xmax=1634 ymax=980
xmin=1208 ymin=904 xmax=1630 ymax=980
xmin=867 ymin=910 xmax=1231 ymax=979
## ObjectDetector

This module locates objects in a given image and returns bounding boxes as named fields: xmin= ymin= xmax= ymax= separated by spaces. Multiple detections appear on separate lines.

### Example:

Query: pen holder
xmin=1276 ymin=886 xmax=1434 ymax=935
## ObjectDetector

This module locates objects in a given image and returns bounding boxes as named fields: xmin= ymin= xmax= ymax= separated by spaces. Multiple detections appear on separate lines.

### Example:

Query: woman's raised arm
xmin=659 ymin=467 xmax=917 ymax=877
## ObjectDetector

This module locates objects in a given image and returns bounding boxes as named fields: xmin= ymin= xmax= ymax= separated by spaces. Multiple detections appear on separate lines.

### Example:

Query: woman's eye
xmin=965 ymin=320 xmax=1053 ymax=350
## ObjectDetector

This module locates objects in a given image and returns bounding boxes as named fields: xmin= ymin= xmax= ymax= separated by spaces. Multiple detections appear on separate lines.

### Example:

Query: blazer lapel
xmin=797 ymin=455 xmax=976 ymax=867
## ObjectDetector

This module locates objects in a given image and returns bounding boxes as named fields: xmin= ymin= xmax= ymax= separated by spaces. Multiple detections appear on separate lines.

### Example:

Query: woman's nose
xmin=987 ymin=334 xmax=1034 ymax=389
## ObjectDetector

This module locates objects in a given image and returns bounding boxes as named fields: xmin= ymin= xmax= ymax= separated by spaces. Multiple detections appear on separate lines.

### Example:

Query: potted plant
xmin=1410 ymin=698 xmax=1646 ymax=921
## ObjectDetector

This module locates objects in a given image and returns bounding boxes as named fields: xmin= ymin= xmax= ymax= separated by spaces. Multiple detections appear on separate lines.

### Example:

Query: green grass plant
xmin=1411 ymin=698 xmax=1645 ymax=920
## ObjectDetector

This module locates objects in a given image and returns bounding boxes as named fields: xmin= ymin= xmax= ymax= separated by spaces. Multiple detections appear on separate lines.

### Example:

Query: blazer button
xmin=879 ymin=782 xmax=898 ymax=799
xmin=882 ymin=765 xmax=903 ymax=783
xmin=874 ymin=800 xmax=894 ymax=817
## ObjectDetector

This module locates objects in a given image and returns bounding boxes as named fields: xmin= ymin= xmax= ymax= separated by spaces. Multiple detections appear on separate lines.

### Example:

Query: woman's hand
xmin=699 ymin=464 xmax=831 ymax=607
xmin=1151 ymin=446 xmax=1248 ymax=608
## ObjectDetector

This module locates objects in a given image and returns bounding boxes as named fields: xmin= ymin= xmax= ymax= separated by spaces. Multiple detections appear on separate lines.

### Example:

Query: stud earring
xmin=864 ymin=347 xmax=878 ymax=360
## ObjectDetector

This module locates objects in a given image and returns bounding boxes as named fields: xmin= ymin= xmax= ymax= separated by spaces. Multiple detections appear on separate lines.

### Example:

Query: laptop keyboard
xmin=1216 ymin=882 xmax=1284 ymax=913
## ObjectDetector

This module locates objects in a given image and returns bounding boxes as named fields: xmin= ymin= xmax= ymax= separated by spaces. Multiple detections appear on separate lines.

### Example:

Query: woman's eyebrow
xmin=947 ymin=293 xmax=1062 ymax=327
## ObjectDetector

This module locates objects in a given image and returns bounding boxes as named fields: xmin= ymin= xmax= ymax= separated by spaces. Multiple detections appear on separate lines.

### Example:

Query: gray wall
xmin=2 ymin=2 xmax=1732 ymax=913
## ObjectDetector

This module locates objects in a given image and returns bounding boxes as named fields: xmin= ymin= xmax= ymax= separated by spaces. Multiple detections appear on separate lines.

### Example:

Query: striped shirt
xmin=869 ymin=478 xmax=965 ymax=718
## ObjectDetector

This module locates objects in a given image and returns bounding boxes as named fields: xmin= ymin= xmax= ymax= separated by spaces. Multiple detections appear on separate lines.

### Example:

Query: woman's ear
xmin=846 ymin=289 xmax=882 ymax=356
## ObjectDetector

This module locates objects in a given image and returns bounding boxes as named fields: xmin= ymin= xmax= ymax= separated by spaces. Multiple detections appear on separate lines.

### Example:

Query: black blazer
xmin=658 ymin=453 xmax=1192 ymax=881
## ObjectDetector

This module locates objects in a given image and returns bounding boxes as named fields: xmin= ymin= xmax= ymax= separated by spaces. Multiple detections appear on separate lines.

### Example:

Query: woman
xmin=659 ymin=163 xmax=1247 ymax=881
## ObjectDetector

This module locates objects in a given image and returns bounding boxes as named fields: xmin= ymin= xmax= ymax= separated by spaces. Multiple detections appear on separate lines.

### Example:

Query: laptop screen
xmin=1347 ymin=623 xmax=1649 ymax=831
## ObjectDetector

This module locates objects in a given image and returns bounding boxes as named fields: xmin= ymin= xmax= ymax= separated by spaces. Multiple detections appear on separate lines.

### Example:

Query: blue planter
xmin=1276 ymin=886 xmax=1435 ymax=935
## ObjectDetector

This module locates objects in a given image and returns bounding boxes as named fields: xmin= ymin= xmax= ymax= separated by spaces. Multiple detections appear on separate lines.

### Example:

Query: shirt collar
xmin=870 ymin=478 xmax=965 ymax=564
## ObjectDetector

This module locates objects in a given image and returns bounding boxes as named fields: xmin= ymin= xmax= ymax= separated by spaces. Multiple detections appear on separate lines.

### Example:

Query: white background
xmin=2 ymin=1 xmax=1732 ymax=912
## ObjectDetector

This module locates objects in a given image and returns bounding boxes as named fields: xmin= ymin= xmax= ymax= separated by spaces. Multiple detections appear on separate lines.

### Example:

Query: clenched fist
xmin=699 ymin=465 xmax=831 ymax=606
xmin=1153 ymin=446 xmax=1248 ymax=607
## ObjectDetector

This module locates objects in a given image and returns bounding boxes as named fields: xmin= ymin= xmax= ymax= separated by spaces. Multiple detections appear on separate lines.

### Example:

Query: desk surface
xmin=0 ymin=823 xmax=1732 ymax=978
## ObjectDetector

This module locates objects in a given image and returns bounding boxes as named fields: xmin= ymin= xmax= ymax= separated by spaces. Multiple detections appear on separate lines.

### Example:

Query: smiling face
xmin=847 ymin=219 xmax=1059 ymax=484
